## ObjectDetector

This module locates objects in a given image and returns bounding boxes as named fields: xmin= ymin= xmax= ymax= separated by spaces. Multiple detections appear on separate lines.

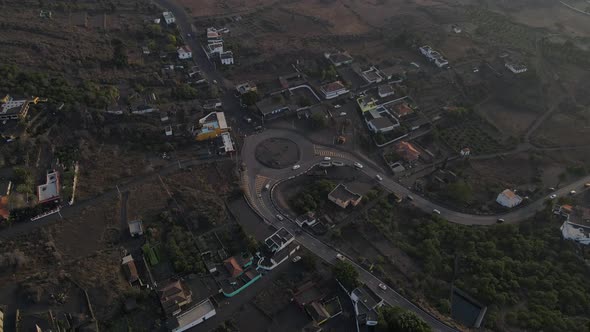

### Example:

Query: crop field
xmin=466 ymin=7 xmax=541 ymax=52
xmin=438 ymin=115 xmax=507 ymax=155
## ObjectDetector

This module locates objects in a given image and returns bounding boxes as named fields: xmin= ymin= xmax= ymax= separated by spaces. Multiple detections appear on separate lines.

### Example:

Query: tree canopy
xmin=332 ymin=261 xmax=360 ymax=290
xmin=378 ymin=306 xmax=432 ymax=332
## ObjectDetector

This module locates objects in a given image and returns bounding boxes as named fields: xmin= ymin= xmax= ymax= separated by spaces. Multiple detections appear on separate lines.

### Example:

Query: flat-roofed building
xmin=328 ymin=184 xmax=362 ymax=209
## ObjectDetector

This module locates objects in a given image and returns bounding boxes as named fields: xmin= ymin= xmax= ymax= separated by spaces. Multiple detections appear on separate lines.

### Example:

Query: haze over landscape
xmin=0 ymin=0 xmax=589 ymax=331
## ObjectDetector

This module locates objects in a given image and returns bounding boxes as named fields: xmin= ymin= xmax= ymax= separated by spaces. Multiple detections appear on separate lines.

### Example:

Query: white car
xmin=375 ymin=174 xmax=383 ymax=181
xmin=354 ymin=162 xmax=363 ymax=169
xmin=334 ymin=104 xmax=342 ymax=109
xmin=292 ymin=256 xmax=302 ymax=263
xmin=549 ymin=194 xmax=557 ymax=199
xmin=264 ymin=183 xmax=270 ymax=190
xmin=336 ymin=254 xmax=345 ymax=261
xmin=324 ymin=156 xmax=331 ymax=161
xmin=292 ymin=164 xmax=301 ymax=170
xmin=432 ymin=209 xmax=441 ymax=215
xmin=339 ymin=112 xmax=347 ymax=116
xmin=570 ymin=190 xmax=577 ymax=195
xmin=276 ymin=214 xmax=284 ymax=221
xmin=378 ymin=283 xmax=387 ymax=290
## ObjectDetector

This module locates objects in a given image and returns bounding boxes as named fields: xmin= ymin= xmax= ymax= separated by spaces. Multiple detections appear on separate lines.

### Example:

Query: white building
xmin=561 ymin=222 xmax=590 ymax=245
xmin=496 ymin=189 xmax=522 ymax=208
xmin=207 ymin=43 xmax=223 ymax=56
xmin=177 ymin=46 xmax=192 ymax=59
xmin=162 ymin=11 xmax=175 ymax=25
xmin=320 ymin=81 xmax=349 ymax=100
xmin=220 ymin=51 xmax=234 ymax=65
xmin=505 ymin=63 xmax=527 ymax=74
xmin=170 ymin=299 xmax=217 ymax=332
xmin=419 ymin=45 xmax=449 ymax=68
xmin=558 ymin=205 xmax=590 ymax=245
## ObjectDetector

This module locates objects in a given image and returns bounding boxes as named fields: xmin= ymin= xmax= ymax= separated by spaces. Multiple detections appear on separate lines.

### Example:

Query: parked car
xmin=292 ymin=164 xmax=301 ymax=170
xmin=264 ymin=183 xmax=270 ymax=190
xmin=334 ymin=104 xmax=341 ymax=109
xmin=549 ymin=194 xmax=557 ymax=199
xmin=432 ymin=209 xmax=441 ymax=215
xmin=339 ymin=112 xmax=347 ymax=116
xmin=336 ymin=254 xmax=345 ymax=261
xmin=292 ymin=256 xmax=302 ymax=263
xmin=406 ymin=195 xmax=414 ymax=201
xmin=375 ymin=174 xmax=383 ymax=181
xmin=378 ymin=283 xmax=387 ymax=290
xmin=324 ymin=156 xmax=331 ymax=161
xmin=353 ymin=162 xmax=364 ymax=169
xmin=276 ymin=214 xmax=284 ymax=221
xmin=585 ymin=183 xmax=590 ymax=188
xmin=496 ymin=218 xmax=505 ymax=223
xmin=570 ymin=190 xmax=577 ymax=195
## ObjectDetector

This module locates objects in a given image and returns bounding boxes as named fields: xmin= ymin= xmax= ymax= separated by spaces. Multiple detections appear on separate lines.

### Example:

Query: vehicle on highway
xmin=375 ymin=174 xmax=383 ymax=181
xmin=292 ymin=164 xmax=301 ymax=170
xmin=549 ymin=194 xmax=557 ymax=199
xmin=292 ymin=256 xmax=302 ymax=263
xmin=570 ymin=190 xmax=576 ymax=195
xmin=336 ymin=253 xmax=345 ymax=261
xmin=324 ymin=156 xmax=331 ymax=161
xmin=496 ymin=218 xmax=505 ymax=223
xmin=378 ymin=283 xmax=387 ymax=290
xmin=276 ymin=214 xmax=284 ymax=221
xmin=353 ymin=162 xmax=363 ymax=169
xmin=331 ymin=161 xmax=344 ymax=167
xmin=432 ymin=209 xmax=441 ymax=215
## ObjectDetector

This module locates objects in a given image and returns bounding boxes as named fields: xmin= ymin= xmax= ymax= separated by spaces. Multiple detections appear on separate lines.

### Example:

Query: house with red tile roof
xmin=394 ymin=141 xmax=420 ymax=163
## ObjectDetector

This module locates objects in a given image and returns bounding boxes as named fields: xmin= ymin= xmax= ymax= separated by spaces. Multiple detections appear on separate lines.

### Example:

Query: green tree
xmin=311 ymin=112 xmax=327 ymax=129
xmin=166 ymin=34 xmax=177 ymax=45
xmin=241 ymin=91 xmax=259 ymax=106
xmin=446 ymin=180 xmax=473 ymax=205
xmin=379 ymin=306 xmax=432 ymax=332
xmin=111 ymin=39 xmax=128 ymax=68
xmin=332 ymin=261 xmax=360 ymax=290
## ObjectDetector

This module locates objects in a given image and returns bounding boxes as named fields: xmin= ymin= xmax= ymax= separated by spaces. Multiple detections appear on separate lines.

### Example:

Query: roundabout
xmin=254 ymin=137 xmax=300 ymax=169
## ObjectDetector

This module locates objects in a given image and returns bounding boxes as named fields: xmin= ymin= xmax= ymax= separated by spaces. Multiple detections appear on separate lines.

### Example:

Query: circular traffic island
xmin=255 ymin=138 xmax=300 ymax=169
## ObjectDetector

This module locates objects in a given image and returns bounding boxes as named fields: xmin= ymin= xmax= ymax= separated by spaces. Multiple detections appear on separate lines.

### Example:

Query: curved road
xmin=244 ymin=129 xmax=590 ymax=226
xmin=241 ymin=129 xmax=590 ymax=331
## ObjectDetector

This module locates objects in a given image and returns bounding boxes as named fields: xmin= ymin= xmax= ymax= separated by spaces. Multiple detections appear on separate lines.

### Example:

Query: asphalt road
xmin=241 ymin=129 xmax=590 ymax=331
xmin=244 ymin=129 xmax=590 ymax=226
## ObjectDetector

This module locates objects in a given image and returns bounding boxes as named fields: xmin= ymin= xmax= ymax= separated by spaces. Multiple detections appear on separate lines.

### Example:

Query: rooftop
xmin=326 ymin=52 xmax=353 ymax=65
xmin=352 ymin=284 xmax=382 ymax=310
xmin=329 ymin=184 xmax=362 ymax=204
xmin=171 ymin=299 xmax=215 ymax=331
xmin=1 ymin=95 xmax=30 ymax=116
xmin=224 ymin=256 xmax=244 ymax=278
xmin=395 ymin=141 xmax=420 ymax=162
xmin=264 ymin=227 xmax=294 ymax=252
xmin=321 ymin=81 xmax=347 ymax=93
xmin=37 ymin=170 xmax=60 ymax=203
